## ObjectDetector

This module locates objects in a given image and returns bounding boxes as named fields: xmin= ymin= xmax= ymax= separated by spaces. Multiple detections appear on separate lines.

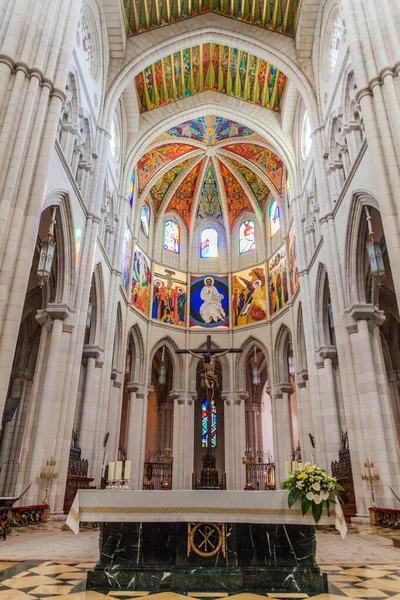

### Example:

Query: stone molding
xmin=169 ymin=390 xmax=196 ymax=405
xmin=82 ymin=345 xmax=102 ymax=360
xmin=36 ymin=304 xmax=76 ymax=329
xmin=273 ymin=382 xmax=292 ymax=398
xmin=126 ymin=381 xmax=151 ymax=398
xmin=296 ymin=369 xmax=308 ymax=389
xmin=0 ymin=54 xmax=66 ymax=101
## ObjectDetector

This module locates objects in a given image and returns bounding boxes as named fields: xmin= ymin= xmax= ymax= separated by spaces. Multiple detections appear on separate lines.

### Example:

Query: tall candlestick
xmin=285 ymin=460 xmax=291 ymax=479
xmin=124 ymin=460 xmax=131 ymax=481
xmin=115 ymin=460 xmax=122 ymax=480
xmin=108 ymin=462 xmax=115 ymax=481
xmin=292 ymin=461 xmax=298 ymax=473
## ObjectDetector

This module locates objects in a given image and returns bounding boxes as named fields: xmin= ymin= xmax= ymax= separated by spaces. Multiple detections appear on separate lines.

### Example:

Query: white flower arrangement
xmin=281 ymin=463 xmax=343 ymax=523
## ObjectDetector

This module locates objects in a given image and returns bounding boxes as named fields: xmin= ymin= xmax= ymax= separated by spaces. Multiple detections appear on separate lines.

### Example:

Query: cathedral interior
xmin=0 ymin=0 xmax=400 ymax=597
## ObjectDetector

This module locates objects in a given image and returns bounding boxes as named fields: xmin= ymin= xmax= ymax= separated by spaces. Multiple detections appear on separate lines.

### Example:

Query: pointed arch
xmin=87 ymin=262 xmax=105 ymax=348
xmin=112 ymin=303 xmax=123 ymax=373
xmin=345 ymin=191 xmax=380 ymax=307
xmin=274 ymin=323 xmax=293 ymax=383
xmin=149 ymin=337 xmax=184 ymax=390
xmin=42 ymin=191 xmax=76 ymax=307
xmin=296 ymin=303 xmax=308 ymax=374
xmin=127 ymin=323 xmax=146 ymax=384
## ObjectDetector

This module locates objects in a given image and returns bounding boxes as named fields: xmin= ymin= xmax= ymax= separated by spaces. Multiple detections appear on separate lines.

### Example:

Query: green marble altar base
xmin=87 ymin=522 xmax=328 ymax=594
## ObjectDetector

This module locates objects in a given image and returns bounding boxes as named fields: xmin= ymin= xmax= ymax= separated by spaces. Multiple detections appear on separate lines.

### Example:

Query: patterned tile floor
xmin=0 ymin=523 xmax=398 ymax=599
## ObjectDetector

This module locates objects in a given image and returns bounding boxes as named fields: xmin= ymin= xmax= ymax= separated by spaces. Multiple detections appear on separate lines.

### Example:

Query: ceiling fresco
xmin=149 ymin=156 xmax=196 ymax=213
xmin=196 ymin=163 xmax=223 ymax=222
xmin=139 ymin=117 xmax=286 ymax=232
xmin=224 ymin=157 xmax=271 ymax=213
xmin=122 ymin=0 xmax=302 ymax=37
xmin=137 ymin=143 xmax=196 ymax=192
xmin=218 ymin=160 xmax=253 ymax=229
xmin=135 ymin=44 xmax=287 ymax=113
xmin=222 ymin=143 xmax=285 ymax=194
xmin=166 ymin=160 xmax=203 ymax=227
xmin=154 ymin=116 xmax=264 ymax=145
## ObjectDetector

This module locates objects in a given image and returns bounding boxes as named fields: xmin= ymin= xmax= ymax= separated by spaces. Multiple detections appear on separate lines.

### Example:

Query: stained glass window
xmin=164 ymin=219 xmax=180 ymax=253
xmin=140 ymin=201 xmax=150 ymax=237
xmin=329 ymin=15 xmax=342 ymax=72
xmin=269 ymin=201 xmax=280 ymax=237
xmin=239 ymin=220 xmax=255 ymax=254
xmin=200 ymin=227 xmax=218 ymax=258
xmin=201 ymin=397 xmax=216 ymax=448
xmin=286 ymin=172 xmax=292 ymax=205
xmin=81 ymin=15 xmax=94 ymax=75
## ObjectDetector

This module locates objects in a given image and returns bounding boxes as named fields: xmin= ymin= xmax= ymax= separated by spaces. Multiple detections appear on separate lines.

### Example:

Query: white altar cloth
xmin=66 ymin=490 xmax=347 ymax=538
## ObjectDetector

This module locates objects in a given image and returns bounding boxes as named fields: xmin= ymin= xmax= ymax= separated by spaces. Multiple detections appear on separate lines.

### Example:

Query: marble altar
xmin=67 ymin=490 xmax=346 ymax=594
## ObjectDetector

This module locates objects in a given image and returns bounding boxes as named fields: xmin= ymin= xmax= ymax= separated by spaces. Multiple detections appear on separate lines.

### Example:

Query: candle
xmin=311 ymin=454 xmax=315 ymax=465
xmin=124 ymin=460 xmax=131 ymax=481
xmin=115 ymin=460 xmax=122 ymax=480
xmin=298 ymin=462 xmax=303 ymax=470
xmin=285 ymin=460 xmax=291 ymax=479
xmin=292 ymin=461 xmax=298 ymax=473
xmin=108 ymin=462 xmax=115 ymax=481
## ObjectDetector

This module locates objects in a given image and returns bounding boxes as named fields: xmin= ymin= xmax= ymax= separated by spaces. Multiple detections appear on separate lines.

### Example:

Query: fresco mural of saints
xmin=152 ymin=265 xmax=187 ymax=327
xmin=190 ymin=275 xmax=229 ymax=327
xmin=268 ymin=247 xmax=289 ymax=315
xmin=131 ymin=246 xmax=151 ymax=316
xmin=232 ymin=265 xmax=267 ymax=327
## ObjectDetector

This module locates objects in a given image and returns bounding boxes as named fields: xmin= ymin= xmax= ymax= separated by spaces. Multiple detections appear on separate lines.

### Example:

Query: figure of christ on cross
xmin=176 ymin=335 xmax=242 ymax=454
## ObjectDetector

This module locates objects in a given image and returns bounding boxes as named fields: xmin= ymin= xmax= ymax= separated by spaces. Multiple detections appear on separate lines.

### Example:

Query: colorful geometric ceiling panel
xmin=135 ymin=44 xmax=287 ymax=113
xmin=137 ymin=144 xmax=196 ymax=192
xmin=166 ymin=160 xmax=203 ymax=227
xmin=225 ymin=157 xmax=271 ymax=213
xmin=223 ymin=143 xmax=285 ymax=194
xmin=218 ymin=160 xmax=253 ymax=229
xmin=196 ymin=163 xmax=223 ymax=222
xmin=154 ymin=115 xmax=263 ymax=146
xmin=149 ymin=156 xmax=195 ymax=215
xmin=122 ymin=0 xmax=302 ymax=37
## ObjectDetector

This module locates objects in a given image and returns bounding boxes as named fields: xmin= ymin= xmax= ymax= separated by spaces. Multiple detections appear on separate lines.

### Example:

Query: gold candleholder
xmin=40 ymin=456 xmax=59 ymax=505
xmin=361 ymin=459 xmax=379 ymax=508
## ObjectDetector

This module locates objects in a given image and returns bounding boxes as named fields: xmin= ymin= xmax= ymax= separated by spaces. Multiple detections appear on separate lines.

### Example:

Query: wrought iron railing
xmin=245 ymin=463 xmax=276 ymax=490
xmin=142 ymin=448 xmax=173 ymax=490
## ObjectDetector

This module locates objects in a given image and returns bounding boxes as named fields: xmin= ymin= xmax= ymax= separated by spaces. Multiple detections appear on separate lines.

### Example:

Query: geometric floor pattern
xmin=0 ymin=561 xmax=400 ymax=600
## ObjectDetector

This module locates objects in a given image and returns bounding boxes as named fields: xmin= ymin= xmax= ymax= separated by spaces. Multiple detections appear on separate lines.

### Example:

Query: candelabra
xmin=242 ymin=448 xmax=255 ymax=490
xmin=361 ymin=459 xmax=380 ymax=508
xmin=40 ymin=457 xmax=59 ymax=505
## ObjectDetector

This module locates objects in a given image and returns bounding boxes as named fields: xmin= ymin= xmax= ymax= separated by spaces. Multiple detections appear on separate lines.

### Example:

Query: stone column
xmin=387 ymin=370 xmax=400 ymax=443
xmin=272 ymin=383 xmax=293 ymax=485
xmin=245 ymin=403 xmax=258 ymax=452
xmin=106 ymin=369 xmax=124 ymax=465
xmin=345 ymin=304 xmax=400 ymax=514
xmin=224 ymin=391 xmax=247 ymax=490
xmin=78 ymin=345 xmax=103 ymax=473
xmin=125 ymin=382 xmax=150 ymax=490
xmin=15 ymin=303 xmax=75 ymax=508
xmin=314 ymin=346 xmax=342 ymax=469
xmin=171 ymin=390 xmax=195 ymax=490
xmin=295 ymin=371 xmax=314 ymax=462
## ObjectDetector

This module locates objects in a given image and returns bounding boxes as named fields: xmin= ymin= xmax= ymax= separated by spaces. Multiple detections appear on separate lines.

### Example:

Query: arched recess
xmin=42 ymin=192 xmax=76 ymax=306
xmin=315 ymin=263 xmax=336 ymax=348
xmin=85 ymin=263 xmax=105 ymax=349
xmin=112 ymin=302 xmax=123 ymax=375
xmin=0 ymin=199 xmax=72 ymax=495
xmin=274 ymin=324 xmax=299 ymax=456
xmin=346 ymin=194 xmax=400 ymax=447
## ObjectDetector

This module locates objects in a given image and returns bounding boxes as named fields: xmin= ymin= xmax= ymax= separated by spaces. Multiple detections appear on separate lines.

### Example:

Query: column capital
xmin=36 ymin=304 xmax=76 ymax=329
xmin=126 ymin=381 xmax=151 ymax=397
xmin=315 ymin=345 xmax=337 ymax=367
xmin=82 ymin=344 xmax=102 ymax=359
xmin=344 ymin=303 xmax=385 ymax=333
xmin=169 ymin=389 xmax=196 ymax=405
xmin=222 ymin=390 xmax=249 ymax=406
xmin=273 ymin=382 xmax=292 ymax=398
xmin=111 ymin=368 xmax=123 ymax=387
xmin=296 ymin=369 xmax=308 ymax=389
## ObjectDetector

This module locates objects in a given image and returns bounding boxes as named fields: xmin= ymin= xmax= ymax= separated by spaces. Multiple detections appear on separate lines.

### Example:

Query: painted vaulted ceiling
xmin=137 ymin=116 xmax=286 ymax=231
xmin=122 ymin=0 xmax=302 ymax=37
xmin=135 ymin=43 xmax=287 ymax=113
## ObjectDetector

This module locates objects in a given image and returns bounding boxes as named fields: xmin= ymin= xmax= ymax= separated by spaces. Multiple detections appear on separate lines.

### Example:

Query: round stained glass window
xmin=329 ymin=14 xmax=342 ymax=73
xmin=301 ymin=111 xmax=312 ymax=160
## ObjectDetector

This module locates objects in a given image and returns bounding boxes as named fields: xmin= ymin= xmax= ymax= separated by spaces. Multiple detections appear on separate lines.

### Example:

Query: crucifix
xmin=176 ymin=335 xmax=242 ymax=457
